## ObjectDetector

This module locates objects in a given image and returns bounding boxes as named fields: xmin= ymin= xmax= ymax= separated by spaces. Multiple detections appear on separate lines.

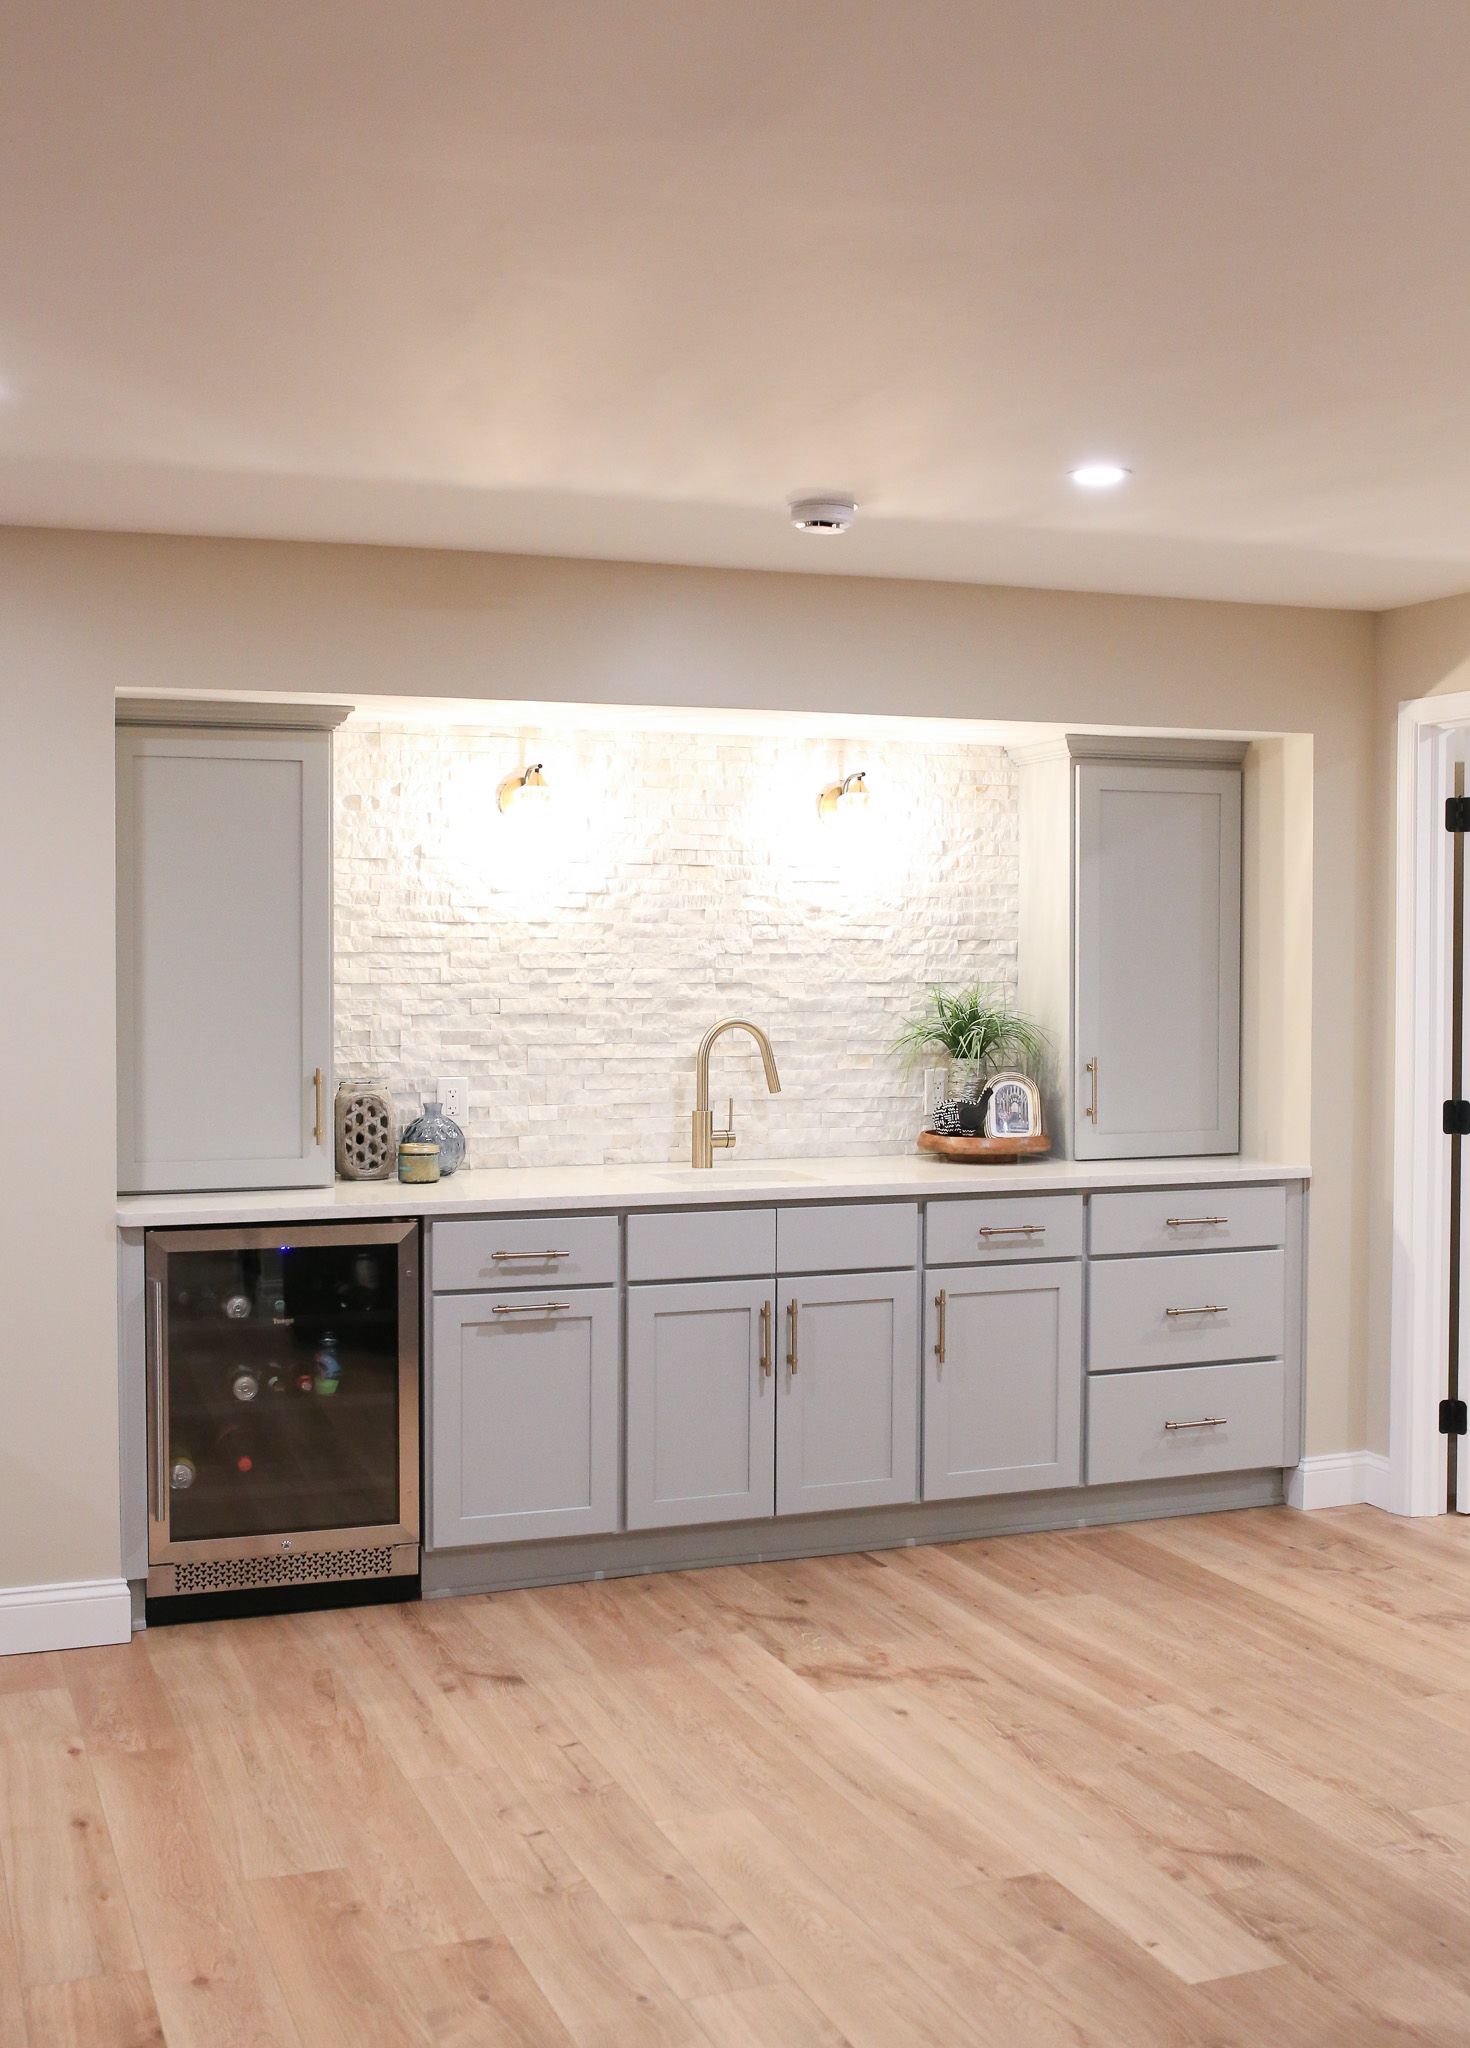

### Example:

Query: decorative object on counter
xmin=983 ymin=1071 xmax=1043 ymax=1142
xmin=334 ymin=1078 xmax=397 ymax=1181
xmin=397 ymin=1139 xmax=441 ymax=1185
xmin=402 ymin=1098 xmax=466 ymax=1176
xmin=892 ymin=982 xmax=1046 ymax=1135
xmin=929 ymin=1094 xmax=992 ymax=1137
xmin=917 ymin=1130 xmax=1053 ymax=1163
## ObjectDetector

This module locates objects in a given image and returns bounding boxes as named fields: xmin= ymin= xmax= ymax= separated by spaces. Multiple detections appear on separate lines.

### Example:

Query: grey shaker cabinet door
xmin=430 ymin=1288 xmax=620 ymax=1548
xmin=923 ymin=1263 xmax=1083 ymax=1499
xmin=117 ymin=729 xmax=334 ymax=1191
xmin=776 ymin=1271 xmax=920 ymax=1516
xmin=626 ymin=1281 xmax=776 ymax=1529
xmin=1073 ymin=761 xmax=1241 ymax=1159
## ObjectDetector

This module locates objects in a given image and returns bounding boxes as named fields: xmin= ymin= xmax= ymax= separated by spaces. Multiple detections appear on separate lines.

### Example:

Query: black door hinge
xmin=1442 ymin=1399 xmax=1468 ymax=1436
xmin=1445 ymin=1100 xmax=1470 ymax=1135
xmin=1448 ymin=796 xmax=1470 ymax=832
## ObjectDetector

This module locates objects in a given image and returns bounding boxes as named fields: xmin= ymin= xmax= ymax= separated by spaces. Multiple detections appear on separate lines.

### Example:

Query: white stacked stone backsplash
xmin=335 ymin=720 xmax=1020 ymax=1167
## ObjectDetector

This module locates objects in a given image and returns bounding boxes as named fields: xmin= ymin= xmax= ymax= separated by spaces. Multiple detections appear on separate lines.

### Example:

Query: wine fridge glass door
xmin=150 ymin=1226 xmax=416 ymax=1549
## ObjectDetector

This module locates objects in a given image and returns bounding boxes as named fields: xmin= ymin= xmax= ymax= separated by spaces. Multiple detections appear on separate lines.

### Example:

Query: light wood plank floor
xmin=6 ymin=1505 xmax=1470 ymax=2045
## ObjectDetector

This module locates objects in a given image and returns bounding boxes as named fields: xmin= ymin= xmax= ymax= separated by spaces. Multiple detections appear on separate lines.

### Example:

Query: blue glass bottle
xmin=402 ymin=1099 xmax=466 ymax=1176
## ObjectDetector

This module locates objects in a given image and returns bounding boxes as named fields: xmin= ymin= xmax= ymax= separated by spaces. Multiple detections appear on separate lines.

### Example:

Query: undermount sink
xmin=650 ymin=1166 xmax=817 ymax=1187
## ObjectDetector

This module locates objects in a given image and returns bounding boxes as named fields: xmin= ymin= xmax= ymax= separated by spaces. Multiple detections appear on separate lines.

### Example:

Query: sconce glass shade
xmin=498 ymin=763 xmax=551 ymax=814
xmin=817 ymin=771 xmax=870 ymax=820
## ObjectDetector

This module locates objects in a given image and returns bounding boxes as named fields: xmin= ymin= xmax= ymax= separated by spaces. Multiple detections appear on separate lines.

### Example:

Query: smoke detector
xmin=789 ymin=494 xmax=856 ymax=534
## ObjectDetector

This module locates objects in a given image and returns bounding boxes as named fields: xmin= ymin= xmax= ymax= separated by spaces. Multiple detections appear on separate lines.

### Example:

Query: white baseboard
xmin=0 ymin=1578 xmax=132 ymax=1658
xmin=1287 ymin=1451 xmax=1394 ymax=1512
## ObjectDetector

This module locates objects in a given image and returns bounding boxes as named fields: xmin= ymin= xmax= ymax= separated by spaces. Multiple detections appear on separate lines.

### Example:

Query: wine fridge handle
xmin=150 ymin=1276 xmax=166 ymax=1518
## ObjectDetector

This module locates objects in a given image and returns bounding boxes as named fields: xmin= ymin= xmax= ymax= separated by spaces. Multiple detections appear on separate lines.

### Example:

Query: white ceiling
xmin=6 ymin=2 xmax=1470 ymax=609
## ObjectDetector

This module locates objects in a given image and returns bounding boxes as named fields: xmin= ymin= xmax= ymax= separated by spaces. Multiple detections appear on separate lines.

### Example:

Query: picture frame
xmin=983 ymin=1071 xmax=1042 ymax=1141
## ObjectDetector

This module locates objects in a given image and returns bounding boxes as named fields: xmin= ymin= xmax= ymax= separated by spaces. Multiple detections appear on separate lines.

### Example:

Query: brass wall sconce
xmin=498 ymin=763 xmax=551 ymax=814
xmin=817 ymin=770 xmax=870 ymax=820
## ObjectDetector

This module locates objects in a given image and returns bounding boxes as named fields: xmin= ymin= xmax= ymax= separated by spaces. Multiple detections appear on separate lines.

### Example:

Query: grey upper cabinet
xmin=776 ymin=1271 xmax=919 ymax=1516
xmin=431 ymin=1288 xmax=620 ymax=1547
xmin=116 ymin=728 xmax=334 ymax=1191
xmin=923 ymin=1263 xmax=1083 ymax=1499
xmin=626 ymin=1280 xmax=775 ymax=1529
xmin=1014 ymin=736 xmax=1244 ymax=1161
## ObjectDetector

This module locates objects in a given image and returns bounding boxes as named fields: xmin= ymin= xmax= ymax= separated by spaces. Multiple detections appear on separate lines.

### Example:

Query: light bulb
xmin=1069 ymin=461 xmax=1130 ymax=490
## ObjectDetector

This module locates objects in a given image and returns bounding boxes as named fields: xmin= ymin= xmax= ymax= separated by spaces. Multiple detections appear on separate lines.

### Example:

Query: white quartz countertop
xmin=117 ymin=1152 xmax=1309 ymax=1229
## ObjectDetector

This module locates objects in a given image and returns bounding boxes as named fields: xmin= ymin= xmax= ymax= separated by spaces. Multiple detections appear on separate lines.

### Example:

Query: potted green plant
xmin=891 ymin=983 xmax=1046 ymax=1108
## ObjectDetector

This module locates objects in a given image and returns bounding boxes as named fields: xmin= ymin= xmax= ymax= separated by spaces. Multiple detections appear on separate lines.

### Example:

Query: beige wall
xmin=0 ymin=555 xmax=120 ymax=1586
xmin=1367 ymin=594 xmax=1470 ymax=1452
xmin=0 ymin=528 xmax=1378 ymax=1594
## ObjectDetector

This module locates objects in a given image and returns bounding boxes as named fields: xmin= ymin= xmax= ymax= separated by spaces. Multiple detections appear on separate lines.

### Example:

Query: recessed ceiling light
xmin=1070 ymin=462 xmax=1131 ymax=490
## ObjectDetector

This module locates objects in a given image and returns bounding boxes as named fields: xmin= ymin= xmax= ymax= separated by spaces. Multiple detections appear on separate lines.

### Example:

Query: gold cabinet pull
xmin=1165 ymin=1216 xmax=1227 ymax=1229
xmin=1164 ymin=1304 xmax=1226 ymax=1318
xmin=313 ymin=1066 xmax=326 ymax=1146
xmin=491 ymin=1300 xmax=571 ymax=1315
xmin=978 ymin=1224 xmax=1044 ymax=1238
xmin=491 ymin=1249 xmax=571 ymax=1263
xmin=787 ymin=1299 xmax=799 ymax=1375
xmin=1164 ymin=1417 xmax=1227 ymax=1431
xmin=934 ymin=1289 xmax=947 ymax=1367
xmin=759 ymin=1299 xmax=772 ymax=1379
xmin=1084 ymin=1057 xmax=1098 ymax=1123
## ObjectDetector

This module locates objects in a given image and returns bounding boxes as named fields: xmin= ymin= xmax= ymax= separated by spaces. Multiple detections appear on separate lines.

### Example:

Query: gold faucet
xmin=691 ymin=1019 xmax=782 ymax=1167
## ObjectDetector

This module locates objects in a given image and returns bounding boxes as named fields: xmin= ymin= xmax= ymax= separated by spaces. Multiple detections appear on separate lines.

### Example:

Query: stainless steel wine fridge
xmin=145 ymin=1221 xmax=420 ymax=1600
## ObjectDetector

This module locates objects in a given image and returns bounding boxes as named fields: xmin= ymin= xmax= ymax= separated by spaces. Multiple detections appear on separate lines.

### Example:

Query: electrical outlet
xmin=922 ymin=1068 xmax=947 ymax=1119
xmin=436 ymin=1075 xmax=469 ymax=1125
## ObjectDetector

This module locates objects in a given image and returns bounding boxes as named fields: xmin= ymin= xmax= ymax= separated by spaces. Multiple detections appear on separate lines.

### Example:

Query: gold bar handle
xmin=759 ymin=1299 xmax=772 ymax=1379
xmin=978 ymin=1224 xmax=1045 ymax=1238
xmin=1164 ymin=1304 xmax=1226 ymax=1318
xmin=491 ymin=1249 xmax=571 ymax=1262
xmin=787 ymin=1299 xmax=798 ymax=1376
xmin=1164 ymin=1417 xmax=1227 ymax=1431
xmin=1084 ymin=1057 xmax=1098 ymax=1123
xmin=1165 ymin=1216 xmax=1227 ymax=1229
xmin=313 ymin=1066 xmax=326 ymax=1146
xmin=934 ymin=1289 xmax=947 ymax=1367
xmin=491 ymin=1300 xmax=572 ymax=1315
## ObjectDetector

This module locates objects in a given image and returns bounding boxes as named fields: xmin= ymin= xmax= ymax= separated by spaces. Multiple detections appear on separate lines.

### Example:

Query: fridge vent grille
xmin=173 ymin=1546 xmax=394 ymax=1595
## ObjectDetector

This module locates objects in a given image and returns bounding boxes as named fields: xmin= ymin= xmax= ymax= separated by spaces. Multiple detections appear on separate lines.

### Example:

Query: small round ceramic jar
xmin=397 ymin=1140 xmax=441 ymax=1185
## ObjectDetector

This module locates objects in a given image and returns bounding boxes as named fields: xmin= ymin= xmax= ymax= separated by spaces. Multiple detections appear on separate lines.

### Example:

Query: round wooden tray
xmin=917 ymin=1131 xmax=1053 ymax=1164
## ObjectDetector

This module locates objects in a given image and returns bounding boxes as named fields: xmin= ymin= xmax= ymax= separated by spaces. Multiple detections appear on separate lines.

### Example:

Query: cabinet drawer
xmin=1087 ymin=1359 xmax=1289 ymax=1485
xmin=431 ymin=1214 xmax=618 ymax=1293
xmin=778 ymin=1202 xmax=917 ymax=1274
xmin=925 ymin=1194 xmax=1084 ymax=1266
xmin=1089 ymin=1184 xmax=1287 ymax=1258
xmin=1088 ymin=1249 xmax=1284 ymax=1372
xmin=627 ymin=1207 xmax=775 ymax=1283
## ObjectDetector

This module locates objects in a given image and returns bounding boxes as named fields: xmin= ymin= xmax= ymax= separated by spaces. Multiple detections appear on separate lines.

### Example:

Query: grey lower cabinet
xmin=776 ymin=1270 xmax=920 ymax=1515
xmin=419 ymin=1181 xmax=1298 ymax=1567
xmin=430 ymin=1287 xmax=620 ymax=1547
xmin=922 ymin=1262 xmax=1083 ymax=1499
xmin=626 ymin=1280 xmax=775 ymax=1529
